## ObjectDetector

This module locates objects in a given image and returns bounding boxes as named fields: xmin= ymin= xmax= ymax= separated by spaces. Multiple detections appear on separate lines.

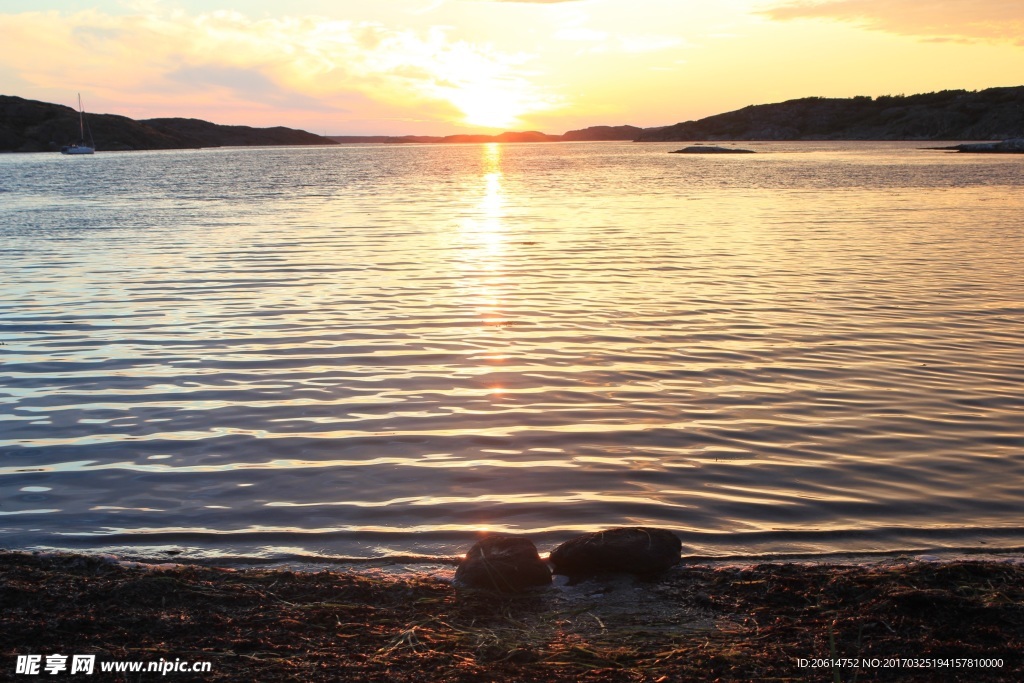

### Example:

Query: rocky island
xmin=670 ymin=145 xmax=755 ymax=154
xmin=947 ymin=138 xmax=1024 ymax=153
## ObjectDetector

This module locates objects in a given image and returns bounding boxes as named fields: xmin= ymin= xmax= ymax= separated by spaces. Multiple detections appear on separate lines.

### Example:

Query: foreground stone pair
xmin=453 ymin=527 xmax=682 ymax=592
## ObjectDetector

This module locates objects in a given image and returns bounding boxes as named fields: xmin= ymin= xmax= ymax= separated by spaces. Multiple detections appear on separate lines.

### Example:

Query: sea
xmin=1 ymin=141 xmax=1022 ymax=566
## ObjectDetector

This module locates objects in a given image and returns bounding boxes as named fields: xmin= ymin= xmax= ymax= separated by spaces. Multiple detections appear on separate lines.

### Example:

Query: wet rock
xmin=453 ymin=535 xmax=552 ymax=592
xmin=953 ymin=138 xmax=1024 ymax=153
xmin=549 ymin=527 xmax=682 ymax=578
xmin=670 ymin=145 xmax=755 ymax=154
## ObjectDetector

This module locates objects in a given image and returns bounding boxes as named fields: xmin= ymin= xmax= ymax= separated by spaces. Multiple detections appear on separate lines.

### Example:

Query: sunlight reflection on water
xmin=1 ymin=141 xmax=1023 ymax=562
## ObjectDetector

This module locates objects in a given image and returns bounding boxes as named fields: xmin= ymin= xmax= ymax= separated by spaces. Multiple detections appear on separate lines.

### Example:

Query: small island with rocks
xmin=946 ymin=138 xmax=1024 ymax=153
xmin=670 ymin=145 xmax=755 ymax=154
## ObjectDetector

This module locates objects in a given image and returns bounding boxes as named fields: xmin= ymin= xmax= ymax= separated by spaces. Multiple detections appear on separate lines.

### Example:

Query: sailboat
xmin=60 ymin=94 xmax=95 ymax=155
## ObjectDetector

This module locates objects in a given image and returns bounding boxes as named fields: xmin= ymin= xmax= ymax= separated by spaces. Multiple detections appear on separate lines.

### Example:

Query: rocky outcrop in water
xmin=948 ymin=138 xmax=1024 ymax=153
xmin=453 ymin=536 xmax=552 ymax=592
xmin=637 ymin=87 xmax=1024 ymax=142
xmin=670 ymin=145 xmax=754 ymax=154
xmin=549 ymin=527 xmax=682 ymax=579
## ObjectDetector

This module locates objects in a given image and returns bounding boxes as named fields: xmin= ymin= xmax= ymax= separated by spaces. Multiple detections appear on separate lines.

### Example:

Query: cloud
xmin=554 ymin=26 xmax=683 ymax=55
xmin=165 ymin=65 xmax=337 ymax=111
xmin=0 ymin=8 xmax=557 ymax=128
xmin=764 ymin=0 xmax=1024 ymax=44
xmin=554 ymin=27 xmax=609 ymax=41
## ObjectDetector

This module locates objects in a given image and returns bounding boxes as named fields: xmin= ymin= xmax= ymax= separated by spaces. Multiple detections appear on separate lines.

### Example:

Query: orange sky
xmin=2 ymin=1 xmax=1023 ymax=135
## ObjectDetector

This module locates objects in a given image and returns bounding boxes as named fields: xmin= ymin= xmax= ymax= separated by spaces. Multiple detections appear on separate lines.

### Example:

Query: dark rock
xmin=953 ymin=138 xmax=1024 ymax=153
xmin=671 ymin=145 xmax=755 ymax=154
xmin=549 ymin=527 xmax=682 ymax=578
xmin=453 ymin=535 xmax=551 ymax=592
xmin=953 ymin=142 xmax=1000 ymax=152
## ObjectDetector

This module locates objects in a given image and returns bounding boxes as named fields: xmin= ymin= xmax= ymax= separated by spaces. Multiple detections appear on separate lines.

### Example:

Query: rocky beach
xmin=2 ymin=550 xmax=1022 ymax=681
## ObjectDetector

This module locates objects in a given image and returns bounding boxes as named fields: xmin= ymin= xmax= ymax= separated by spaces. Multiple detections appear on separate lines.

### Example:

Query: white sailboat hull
xmin=62 ymin=94 xmax=96 ymax=154
xmin=60 ymin=144 xmax=94 ymax=155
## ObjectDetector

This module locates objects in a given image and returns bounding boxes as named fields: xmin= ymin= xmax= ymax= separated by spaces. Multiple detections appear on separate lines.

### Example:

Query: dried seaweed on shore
xmin=2 ymin=552 xmax=1022 ymax=681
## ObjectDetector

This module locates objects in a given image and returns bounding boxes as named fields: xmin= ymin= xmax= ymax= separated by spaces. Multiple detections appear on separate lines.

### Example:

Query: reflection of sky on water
xmin=2 ymin=142 xmax=1024 ymax=561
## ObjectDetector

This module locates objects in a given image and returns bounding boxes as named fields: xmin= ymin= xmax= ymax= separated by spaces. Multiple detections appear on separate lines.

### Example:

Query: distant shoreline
xmin=4 ymin=85 xmax=1023 ymax=152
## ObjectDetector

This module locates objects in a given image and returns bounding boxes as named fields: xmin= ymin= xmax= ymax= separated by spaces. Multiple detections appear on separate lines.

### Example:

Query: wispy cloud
xmin=0 ymin=8 xmax=557 ymax=128
xmin=765 ymin=0 xmax=1024 ymax=45
xmin=554 ymin=26 xmax=684 ymax=55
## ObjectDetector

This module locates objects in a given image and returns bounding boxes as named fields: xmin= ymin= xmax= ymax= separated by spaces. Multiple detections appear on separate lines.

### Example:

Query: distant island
xmin=2 ymin=86 xmax=1023 ymax=152
xmin=328 ymin=125 xmax=644 ymax=145
xmin=670 ymin=145 xmax=755 ymax=154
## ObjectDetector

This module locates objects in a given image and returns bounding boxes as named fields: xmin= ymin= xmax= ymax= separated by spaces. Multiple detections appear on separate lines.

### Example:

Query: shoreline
xmin=13 ymin=541 xmax=1024 ymax=573
xmin=3 ymin=551 xmax=1021 ymax=681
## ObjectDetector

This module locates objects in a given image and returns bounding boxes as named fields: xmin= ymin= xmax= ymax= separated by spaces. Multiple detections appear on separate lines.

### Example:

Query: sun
xmin=415 ymin=40 xmax=559 ymax=130
xmin=446 ymin=83 xmax=533 ymax=129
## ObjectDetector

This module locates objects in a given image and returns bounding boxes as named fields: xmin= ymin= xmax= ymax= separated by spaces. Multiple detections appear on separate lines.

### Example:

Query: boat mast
xmin=78 ymin=93 xmax=85 ymax=141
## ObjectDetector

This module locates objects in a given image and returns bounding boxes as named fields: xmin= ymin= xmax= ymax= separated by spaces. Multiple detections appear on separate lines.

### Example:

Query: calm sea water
xmin=1 ymin=141 xmax=1022 ymax=563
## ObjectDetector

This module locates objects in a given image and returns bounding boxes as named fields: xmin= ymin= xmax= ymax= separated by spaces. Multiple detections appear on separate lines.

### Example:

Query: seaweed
xmin=2 ymin=552 xmax=1021 ymax=681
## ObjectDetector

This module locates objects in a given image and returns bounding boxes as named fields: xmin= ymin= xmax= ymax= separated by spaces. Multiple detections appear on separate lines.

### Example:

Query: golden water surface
xmin=1 ymin=141 xmax=1022 ymax=561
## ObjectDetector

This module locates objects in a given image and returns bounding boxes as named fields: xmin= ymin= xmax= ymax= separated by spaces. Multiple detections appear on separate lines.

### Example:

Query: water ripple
xmin=2 ymin=142 xmax=1023 ymax=560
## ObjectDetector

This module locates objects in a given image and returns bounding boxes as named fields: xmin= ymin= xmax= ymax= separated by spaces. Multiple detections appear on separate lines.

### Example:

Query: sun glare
xmin=447 ymin=85 xmax=530 ymax=129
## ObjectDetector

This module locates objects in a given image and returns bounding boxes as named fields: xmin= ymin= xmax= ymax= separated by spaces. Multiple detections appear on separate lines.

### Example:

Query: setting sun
xmin=421 ymin=37 xmax=556 ymax=129
xmin=448 ymin=85 xmax=528 ymax=129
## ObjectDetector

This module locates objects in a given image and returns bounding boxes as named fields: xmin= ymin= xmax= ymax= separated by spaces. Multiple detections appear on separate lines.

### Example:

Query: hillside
xmin=141 ymin=118 xmax=334 ymax=148
xmin=636 ymin=87 xmax=1024 ymax=142
xmin=560 ymin=125 xmax=643 ymax=141
xmin=8 ymin=86 xmax=1023 ymax=152
xmin=0 ymin=95 xmax=336 ymax=152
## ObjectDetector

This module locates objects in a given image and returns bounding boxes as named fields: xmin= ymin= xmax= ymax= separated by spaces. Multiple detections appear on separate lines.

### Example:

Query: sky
xmin=1 ymin=0 xmax=1023 ymax=135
